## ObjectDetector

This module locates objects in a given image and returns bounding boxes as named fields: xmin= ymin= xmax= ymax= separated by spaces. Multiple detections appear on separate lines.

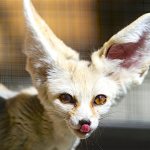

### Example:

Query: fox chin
xmin=0 ymin=0 xmax=150 ymax=150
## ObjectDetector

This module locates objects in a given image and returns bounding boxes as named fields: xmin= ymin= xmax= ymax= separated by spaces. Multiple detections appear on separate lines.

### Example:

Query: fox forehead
xmin=47 ymin=60 xmax=119 ymax=101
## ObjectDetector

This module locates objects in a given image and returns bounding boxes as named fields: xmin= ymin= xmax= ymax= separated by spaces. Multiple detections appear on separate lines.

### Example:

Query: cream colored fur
xmin=0 ymin=0 xmax=150 ymax=149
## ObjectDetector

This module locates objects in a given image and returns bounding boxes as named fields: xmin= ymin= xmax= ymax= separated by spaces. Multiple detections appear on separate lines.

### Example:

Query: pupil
xmin=59 ymin=93 xmax=75 ymax=104
xmin=94 ymin=94 xmax=107 ymax=105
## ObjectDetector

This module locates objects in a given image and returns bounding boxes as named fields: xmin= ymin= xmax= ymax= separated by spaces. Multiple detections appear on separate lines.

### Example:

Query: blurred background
xmin=0 ymin=0 xmax=150 ymax=149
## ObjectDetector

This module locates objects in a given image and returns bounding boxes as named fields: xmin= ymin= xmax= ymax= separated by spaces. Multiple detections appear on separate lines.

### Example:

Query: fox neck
xmin=50 ymin=114 xmax=78 ymax=150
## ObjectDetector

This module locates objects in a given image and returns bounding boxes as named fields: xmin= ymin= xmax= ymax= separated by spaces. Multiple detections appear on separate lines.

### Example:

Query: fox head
xmin=23 ymin=0 xmax=150 ymax=139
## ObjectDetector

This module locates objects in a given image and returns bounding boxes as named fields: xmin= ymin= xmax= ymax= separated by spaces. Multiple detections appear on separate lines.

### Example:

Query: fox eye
xmin=59 ymin=93 xmax=76 ymax=104
xmin=94 ymin=94 xmax=107 ymax=105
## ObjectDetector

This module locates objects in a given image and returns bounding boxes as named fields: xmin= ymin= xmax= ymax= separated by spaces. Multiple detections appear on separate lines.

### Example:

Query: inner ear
xmin=106 ymin=34 xmax=146 ymax=68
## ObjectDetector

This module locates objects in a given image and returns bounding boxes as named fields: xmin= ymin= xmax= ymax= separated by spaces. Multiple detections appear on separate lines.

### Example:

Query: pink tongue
xmin=80 ymin=124 xmax=90 ymax=133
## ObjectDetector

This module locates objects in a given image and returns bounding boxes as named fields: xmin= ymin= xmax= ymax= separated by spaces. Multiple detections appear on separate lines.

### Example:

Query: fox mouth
xmin=69 ymin=124 xmax=93 ymax=139
xmin=73 ymin=128 xmax=92 ymax=139
xmin=67 ymin=120 xmax=95 ymax=139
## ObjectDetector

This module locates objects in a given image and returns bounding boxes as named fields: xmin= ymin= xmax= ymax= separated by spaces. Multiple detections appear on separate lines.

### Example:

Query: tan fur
xmin=0 ymin=88 xmax=77 ymax=150
xmin=0 ymin=0 xmax=150 ymax=150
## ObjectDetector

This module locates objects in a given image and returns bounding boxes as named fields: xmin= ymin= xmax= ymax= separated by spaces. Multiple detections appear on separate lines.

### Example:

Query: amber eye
xmin=59 ymin=93 xmax=76 ymax=104
xmin=94 ymin=94 xmax=107 ymax=105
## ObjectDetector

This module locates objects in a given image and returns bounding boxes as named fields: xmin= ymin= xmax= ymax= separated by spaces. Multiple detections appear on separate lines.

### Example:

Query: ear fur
xmin=23 ymin=0 xmax=79 ymax=88
xmin=91 ymin=14 xmax=150 ymax=92
xmin=23 ymin=0 xmax=79 ymax=60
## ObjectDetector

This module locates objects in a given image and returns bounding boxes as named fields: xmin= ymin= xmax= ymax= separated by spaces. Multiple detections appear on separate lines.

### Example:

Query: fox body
xmin=0 ymin=0 xmax=150 ymax=149
xmin=0 ymin=87 xmax=78 ymax=150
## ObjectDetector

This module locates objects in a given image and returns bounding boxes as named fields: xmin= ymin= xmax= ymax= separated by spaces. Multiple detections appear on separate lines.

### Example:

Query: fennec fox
xmin=0 ymin=0 xmax=150 ymax=149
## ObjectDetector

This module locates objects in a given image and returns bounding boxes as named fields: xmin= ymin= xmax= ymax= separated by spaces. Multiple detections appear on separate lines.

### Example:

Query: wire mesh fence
xmin=0 ymin=0 xmax=150 ymax=126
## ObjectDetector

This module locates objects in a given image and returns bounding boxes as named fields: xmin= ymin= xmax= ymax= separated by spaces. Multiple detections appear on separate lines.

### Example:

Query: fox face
xmin=24 ymin=0 xmax=150 ymax=139
xmin=46 ymin=60 xmax=119 ymax=138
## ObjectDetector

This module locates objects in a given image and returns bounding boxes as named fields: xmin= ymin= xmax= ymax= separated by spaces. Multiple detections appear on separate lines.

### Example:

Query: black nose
xmin=79 ymin=119 xmax=91 ymax=126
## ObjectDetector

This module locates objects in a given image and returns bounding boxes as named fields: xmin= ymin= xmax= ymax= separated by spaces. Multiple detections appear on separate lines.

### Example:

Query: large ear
xmin=23 ymin=0 xmax=79 ymax=87
xmin=91 ymin=14 xmax=150 ymax=93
